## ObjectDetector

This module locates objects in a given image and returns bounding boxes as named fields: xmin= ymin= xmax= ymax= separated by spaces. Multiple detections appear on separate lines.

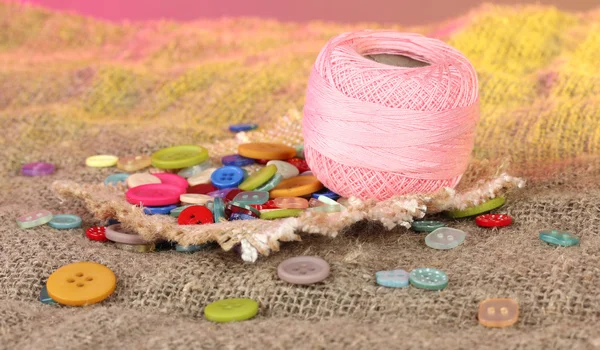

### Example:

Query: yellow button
xmin=117 ymin=155 xmax=151 ymax=172
xmin=85 ymin=155 xmax=118 ymax=168
xmin=238 ymin=143 xmax=296 ymax=160
xmin=269 ymin=175 xmax=323 ymax=198
xmin=46 ymin=262 xmax=116 ymax=306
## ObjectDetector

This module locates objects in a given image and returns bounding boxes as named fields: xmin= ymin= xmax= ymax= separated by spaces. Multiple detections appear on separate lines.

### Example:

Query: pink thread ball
xmin=303 ymin=31 xmax=479 ymax=200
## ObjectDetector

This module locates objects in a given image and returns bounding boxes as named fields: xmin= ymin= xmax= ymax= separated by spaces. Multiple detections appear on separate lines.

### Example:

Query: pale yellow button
xmin=126 ymin=173 xmax=161 ymax=188
xmin=188 ymin=168 xmax=217 ymax=186
xmin=180 ymin=193 xmax=212 ymax=205
xmin=46 ymin=262 xmax=116 ymax=306
xmin=117 ymin=155 xmax=151 ymax=172
xmin=86 ymin=155 xmax=118 ymax=168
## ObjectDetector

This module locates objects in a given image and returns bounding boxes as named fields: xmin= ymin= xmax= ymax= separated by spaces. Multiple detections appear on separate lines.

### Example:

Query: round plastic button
xmin=85 ymin=155 xmax=118 ymax=168
xmin=478 ymin=298 xmax=519 ymax=328
xmin=311 ymin=188 xmax=340 ymax=200
xmin=126 ymin=173 xmax=161 ymax=188
xmin=238 ymin=142 xmax=296 ymax=160
xmin=169 ymin=205 xmax=192 ymax=218
xmin=48 ymin=214 xmax=82 ymax=230
xmin=229 ymin=213 xmax=258 ymax=221
xmin=409 ymin=268 xmax=448 ymax=290
xmin=178 ymin=162 xmax=212 ymax=179
xmin=447 ymin=197 xmax=506 ymax=219
xmin=224 ymin=188 xmax=243 ymax=202
xmin=266 ymin=160 xmax=300 ymax=179
xmin=187 ymin=183 xmax=217 ymax=195
xmin=211 ymin=166 xmax=245 ymax=189
xmin=238 ymin=165 xmax=277 ymax=191
xmin=178 ymin=206 xmax=215 ymax=225
xmin=273 ymin=197 xmax=308 ymax=209
xmin=475 ymin=214 xmax=513 ymax=228
xmin=153 ymin=173 xmax=188 ymax=192
xmin=425 ymin=227 xmax=466 ymax=249
xmin=228 ymin=202 xmax=261 ymax=217
xmin=260 ymin=209 xmax=304 ymax=220
xmin=46 ymin=262 xmax=116 ymax=306
xmin=233 ymin=191 xmax=269 ymax=205
xmin=229 ymin=123 xmax=258 ymax=133
xmin=126 ymin=184 xmax=182 ymax=206
xmin=204 ymin=298 xmax=259 ymax=323
xmin=286 ymin=158 xmax=309 ymax=173
xmin=412 ymin=221 xmax=446 ymax=233
xmin=105 ymin=224 xmax=150 ymax=245
xmin=255 ymin=173 xmax=283 ymax=192
xmin=39 ymin=284 xmax=57 ymax=305
xmin=180 ymin=193 xmax=212 ymax=205
xmin=22 ymin=162 xmax=55 ymax=176
xmin=269 ymin=175 xmax=323 ymax=198
xmin=104 ymin=173 xmax=130 ymax=186
xmin=539 ymin=230 xmax=579 ymax=247
xmin=376 ymin=269 xmax=409 ymax=288
xmin=86 ymin=226 xmax=107 ymax=241
xmin=16 ymin=209 xmax=53 ymax=229
xmin=188 ymin=168 xmax=217 ymax=186
xmin=143 ymin=204 xmax=178 ymax=215
xmin=175 ymin=243 xmax=212 ymax=252
xmin=213 ymin=197 xmax=226 ymax=222
xmin=221 ymin=154 xmax=255 ymax=167
xmin=114 ymin=242 xmax=156 ymax=253
xmin=116 ymin=155 xmax=151 ymax=172
xmin=151 ymin=145 xmax=209 ymax=169
xmin=277 ymin=256 xmax=330 ymax=285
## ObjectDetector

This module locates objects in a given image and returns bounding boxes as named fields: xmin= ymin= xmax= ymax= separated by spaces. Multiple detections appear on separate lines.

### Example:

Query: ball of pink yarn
xmin=303 ymin=31 xmax=479 ymax=200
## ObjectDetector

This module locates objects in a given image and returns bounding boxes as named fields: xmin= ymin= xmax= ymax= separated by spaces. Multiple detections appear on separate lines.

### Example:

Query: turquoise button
xmin=213 ymin=197 xmax=226 ymax=223
xmin=48 ymin=214 xmax=82 ymax=230
xmin=233 ymin=191 xmax=269 ymax=205
xmin=170 ymin=205 xmax=192 ymax=218
xmin=425 ymin=227 xmax=465 ymax=249
xmin=104 ymin=173 xmax=130 ymax=186
xmin=411 ymin=220 xmax=446 ymax=233
xmin=409 ymin=268 xmax=448 ymax=290
xmin=175 ymin=243 xmax=213 ymax=252
xmin=376 ymin=269 xmax=409 ymax=288
xmin=255 ymin=173 xmax=283 ymax=192
xmin=539 ymin=230 xmax=579 ymax=247
xmin=39 ymin=284 xmax=57 ymax=305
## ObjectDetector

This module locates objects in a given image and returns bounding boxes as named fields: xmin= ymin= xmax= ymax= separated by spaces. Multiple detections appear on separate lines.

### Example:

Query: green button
xmin=151 ymin=145 xmax=209 ymax=169
xmin=539 ymin=230 xmax=579 ymax=247
xmin=447 ymin=197 xmax=506 ymax=219
xmin=409 ymin=268 xmax=448 ymax=290
xmin=204 ymin=298 xmax=259 ymax=323
xmin=238 ymin=165 xmax=277 ymax=191
xmin=260 ymin=209 xmax=304 ymax=220
xmin=411 ymin=220 xmax=446 ymax=233
xmin=170 ymin=205 xmax=192 ymax=218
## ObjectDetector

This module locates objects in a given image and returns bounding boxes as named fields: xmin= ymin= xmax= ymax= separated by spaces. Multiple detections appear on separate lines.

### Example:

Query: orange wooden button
xmin=238 ymin=143 xmax=296 ymax=160
xmin=478 ymin=298 xmax=519 ymax=328
xmin=269 ymin=175 xmax=323 ymax=198
xmin=46 ymin=262 xmax=116 ymax=307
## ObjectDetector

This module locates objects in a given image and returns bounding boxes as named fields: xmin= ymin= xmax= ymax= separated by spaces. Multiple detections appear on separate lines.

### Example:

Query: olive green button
xmin=204 ymin=298 xmax=259 ymax=323
xmin=447 ymin=197 xmax=506 ymax=219
xmin=151 ymin=145 xmax=209 ymax=169
xmin=238 ymin=164 xmax=277 ymax=191
xmin=260 ymin=209 xmax=304 ymax=220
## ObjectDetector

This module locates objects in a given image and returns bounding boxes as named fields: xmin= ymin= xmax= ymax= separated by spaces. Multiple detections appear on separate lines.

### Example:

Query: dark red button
xmin=256 ymin=159 xmax=269 ymax=165
xmin=187 ymin=183 xmax=217 ymax=195
xmin=250 ymin=199 xmax=279 ymax=210
xmin=225 ymin=203 xmax=259 ymax=219
xmin=178 ymin=206 xmax=215 ymax=225
xmin=286 ymin=158 xmax=310 ymax=173
xmin=86 ymin=226 xmax=107 ymax=241
xmin=475 ymin=214 xmax=513 ymax=228
xmin=225 ymin=188 xmax=243 ymax=202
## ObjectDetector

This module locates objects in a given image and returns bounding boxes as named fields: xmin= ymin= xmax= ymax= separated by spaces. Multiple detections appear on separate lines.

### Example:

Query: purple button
xmin=221 ymin=154 xmax=255 ymax=167
xmin=277 ymin=256 xmax=330 ymax=285
xmin=22 ymin=162 xmax=55 ymax=176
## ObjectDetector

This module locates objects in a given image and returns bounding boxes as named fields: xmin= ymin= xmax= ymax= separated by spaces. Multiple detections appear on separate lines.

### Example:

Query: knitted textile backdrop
xmin=2 ymin=3 xmax=600 ymax=349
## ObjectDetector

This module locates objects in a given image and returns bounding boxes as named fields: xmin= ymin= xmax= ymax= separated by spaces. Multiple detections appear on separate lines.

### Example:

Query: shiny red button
xmin=250 ymin=199 xmax=279 ymax=210
xmin=286 ymin=158 xmax=310 ymax=173
xmin=475 ymin=214 xmax=513 ymax=228
xmin=256 ymin=159 xmax=269 ymax=165
xmin=187 ymin=183 xmax=217 ymax=195
xmin=178 ymin=206 xmax=215 ymax=225
xmin=225 ymin=188 xmax=243 ymax=202
xmin=86 ymin=226 xmax=107 ymax=241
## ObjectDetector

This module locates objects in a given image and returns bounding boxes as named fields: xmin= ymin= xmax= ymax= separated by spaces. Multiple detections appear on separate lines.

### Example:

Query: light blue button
xmin=144 ymin=204 xmax=178 ymax=215
xmin=233 ymin=191 xmax=269 ymax=205
xmin=376 ymin=269 xmax=409 ymax=288
xmin=255 ymin=173 xmax=283 ymax=192
xmin=213 ymin=197 xmax=226 ymax=223
xmin=39 ymin=285 xmax=57 ymax=305
xmin=48 ymin=214 xmax=82 ymax=230
xmin=104 ymin=173 xmax=130 ymax=186
xmin=211 ymin=166 xmax=245 ymax=189
xmin=177 ymin=162 xmax=211 ymax=178
xmin=409 ymin=268 xmax=448 ymax=290
xmin=221 ymin=154 xmax=255 ymax=167
xmin=539 ymin=230 xmax=579 ymax=247
xmin=425 ymin=227 xmax=465 ymax=249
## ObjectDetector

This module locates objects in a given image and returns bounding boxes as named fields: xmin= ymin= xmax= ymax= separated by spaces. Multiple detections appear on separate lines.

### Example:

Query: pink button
xmin=277 ymin=256 xmax=330 ymax=285
xmin=126 ymin=184 xmax=181 ymax=206
xmin=273 ymin=197 xmax=309 ymax=209
xmin=152 ymin=173 xmax=188 ymax=192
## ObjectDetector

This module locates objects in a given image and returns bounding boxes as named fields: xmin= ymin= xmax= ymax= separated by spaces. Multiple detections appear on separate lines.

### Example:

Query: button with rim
xmin=266 ymin=160 xmax=300 ymax=179
xmin=39 ymin=284 xmax=57 ymax=305
xmin=409 ymin=268 xmax=448 ymax=290
xmin=228 ymin=201 xmax=261 ymax=217
xmin=221 ymin=154 xmax=255 ymax=167
xmin=211 ymin=166 xmax=245 ymax=189
xmin=238 ymin=142 xmax=296 ymax=160
xmin=22 ymin=162 xmax=55 ymax=176
xmin=86 ymin=226 xmax=107 ymax=241
xmin=46 ymin=262 xmax=116 ymax=306
xmin=255 ymin=173 xmax=283 ymax=192
xmin=116 ymin=155 xmax=151 ymax=172
xmin=151 ymin=145 xmax=208 ymax=169
xmin=204 ymin=298 xmax=259 ymax=323
xmin=180 ymin=193 xmax=212 ymax=205
xmin=273 ymin=197 xmax=308 ymax=209
xmin=114 ymin=242 xmax=156 ymax=253
xmin=425 ymin=227 xmax=466 ymax=249
xmin=376 ymin=269 xmax=409 ymax=288
xmin=229 ymin=123 xmax=258 ymax=133
xmin=153 ymin=173 xmax=189 ymax=192
xmin=447 ymin=197 xmax=506 ymax=219
xmin=412 ymin=220 xmax=446 ymax=233
xmin=178 ymin=206 xmax=214 ymax=225
xmin=539 ymin=230 xmax=579 ymax=247
xmin=126 ymin=184 xmax=182 ymax=206
xmin=143 ymin=204 xmax=178 ymax=215
xmin=105 ymin=224 xmax=150 ymax=244
xmin=260 ymin=209 xmax=303 ymax=220
xmin=126 ymin=173 xmax=161 ymax=188
xmin=188 ymin=167 xmax=217 ymax=186
xmin=48 ymin=214 xmax=82 ymax=230
xmin=178 ymin=162 xmax=212 ymax=178
xmin=233 ymin=191 xmax=269 ymax=205
xmin=105 ymin=173 xmax=130 ymax=186
xmin=475 ymin=214 xmax=513 ymax=228
xmin=175 ymin=243 xmax=212 ymax=252
xmin=270 ymin=175 xmax=323 ymax=198
xmin=169 ymin=205 xmax=192 ymax=218
xmin=277 ymin=256 xmax=330 ymax=285
xmin=478 ymin=298 xmax=519 ymax=328
xmin=238 ymin=165 xmax=277 ymax=191
xmin=16 ymin=209 xmax=53 ymax=229
xmin=85 ymin=155 xmax=118 ymax=168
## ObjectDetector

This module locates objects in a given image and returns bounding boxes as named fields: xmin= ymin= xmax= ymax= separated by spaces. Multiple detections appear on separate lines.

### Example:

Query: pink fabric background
xmin=13 ymin=0 xmax=595 ymax=24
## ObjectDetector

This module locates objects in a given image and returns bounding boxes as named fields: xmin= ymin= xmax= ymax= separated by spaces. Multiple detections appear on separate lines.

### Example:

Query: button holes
xmin=75 ymin=273 xmax=83 ymax=277
xmin=562 ymin=234 xmax=570 ymax=239
xmin=85 ymin=277 xmax=93 ymax=281
xmin=487 ymin=307 xmax=496 ymax=315
xmin=447 ymin=236 xmax=454 ymax=241
xmin=299 ymin=271 xmax=307 ymax=275
xmin=291 ymin=268 xmax=300 ymax=272
xmin=500 ymin=307 xmax=508 ymax=315
xmin=67 ymin=278 xmax=75 ymax=283
xmin=436 ymin=233 xmax=443 ymax=238
xmin=76 ymin=283 xmax=84 ymax=287
xmin=309 ymin=268 xmax=316 ymax=272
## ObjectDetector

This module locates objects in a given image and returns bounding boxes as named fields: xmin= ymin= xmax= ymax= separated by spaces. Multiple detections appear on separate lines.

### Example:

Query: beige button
xmin=180 ymin=193 xmax=212 ymax=205
xmin=188 ymin=168 xmax=217 ymax=186
xmin=126 ymin=173 xmax=161 ymax=188
xmin=478 ymin=298 xmax=519 ymax=328
xmin=117 ymin=155 xmax=151 ymax=172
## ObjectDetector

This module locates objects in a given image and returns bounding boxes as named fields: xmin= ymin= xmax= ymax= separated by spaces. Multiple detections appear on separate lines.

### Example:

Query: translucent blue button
xmin=409 ymin=268 xmax=448 ymax=290
xmin=233 ymin=191 xmax=269 ymax=205
xmin=48 ymin=214 xmax=82 ymax=230
xmin=221 ymin=154 xmax=255 ymax=167
xmin=539 ymin=230 xmax=579 ymax=247
xmin=229 ymin=123 xmax=258 ymax=132
xmin=213 ymin=197 xmax=226 ymax=223
xmin=144 ymin=204 xmax=178 ymax=215
xmin=39 ymin=285 xmax=57 ymax=305
xmin=210 ymin=166 xmax=245 ymax=189
xmin=311 ymin=188 xmax=340 ymax=200
xmin=376 ymin=269 xmax=409 ymax=288
xmin=425 ymin=227 xmax=466 ymax=249
xmin=104 ymin=173 xmax=130 ymax=186
xmin=229 ymin=213 xmax=257 ymax=221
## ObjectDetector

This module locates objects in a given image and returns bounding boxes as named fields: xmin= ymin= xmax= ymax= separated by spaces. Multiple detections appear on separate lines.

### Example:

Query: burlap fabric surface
xmin=2 ymin=3 xmax=600 ymax=349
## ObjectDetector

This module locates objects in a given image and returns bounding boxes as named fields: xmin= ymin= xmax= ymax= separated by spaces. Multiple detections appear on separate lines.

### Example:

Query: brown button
xmin=478 ymin=298 xmax=519 ymax=328
xmin=277 ymin=256 xmax=330 ymax=285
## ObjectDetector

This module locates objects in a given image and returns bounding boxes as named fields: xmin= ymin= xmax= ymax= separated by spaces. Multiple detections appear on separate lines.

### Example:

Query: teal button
xmin=233 ymin=191 xmax=269 ymax=205
xmin=213 ymin=198 xmax=226 ymax=223
xmin=104 ymin=173 xmax=130 ymax=186
xmin=48 ymin=214 xmax=82 ymax=230
xmin=170 ymin=205 xmax=192 ymax=218
xmin=255 ymin=173 xmax=283 ymax=192
xmin=539 ymin=230 xmax=579 ymax=247
xmin=409 ymin=268 xmax=448 ymax=290
xmin=376 ymin=269 xmax=409 ymax=288
xmin=412 ymin=220 xmax=446 ymax=233
xmin=39 ymin=285 xmax=57 ymax=305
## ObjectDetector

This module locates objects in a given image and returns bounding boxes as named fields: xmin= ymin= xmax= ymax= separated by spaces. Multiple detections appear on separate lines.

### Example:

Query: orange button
xmin=46 ymin=262 xmax=116 ymax=306
xmin=269 ymin=175 xmax=323 ymax=198
xmin=478 ymin=298 xmax=519 ymax=328
xmin=238 ymin=143 xmax=296 ymax=160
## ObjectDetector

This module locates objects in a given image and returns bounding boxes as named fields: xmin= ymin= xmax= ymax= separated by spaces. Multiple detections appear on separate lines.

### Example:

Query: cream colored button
xmin=188 ymin=168 xmax=217 ymax=186
xmin=126 ymin=173 xmax=161 ymax=188
xmin=180 ymin=193 xmax=212 ymax=205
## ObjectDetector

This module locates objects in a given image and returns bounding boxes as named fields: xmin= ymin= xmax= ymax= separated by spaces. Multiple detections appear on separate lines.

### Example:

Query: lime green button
xmin=151 ymin=145 xmax=208 ymax=169
xmin=447 ymin=197 xmax=506 ymax=219
xmin=204 ymin=298 xmax=259 ymax=323
xmin=260 ymin=209 xmax=304 ymax=220
xmin=238 ymin=165 xmax=277 ymax=191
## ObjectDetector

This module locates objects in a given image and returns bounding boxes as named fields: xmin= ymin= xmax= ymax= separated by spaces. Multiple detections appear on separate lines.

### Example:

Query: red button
xmin=250 ymin=199 xmax=279 ymax=210
xmin=187 ymin=183 xmax=217 ymax=195
xmin=475 ymin=214 xmax=513 ymax=228
xmin=286 ymin=158 xmax=310 ymax=173
xmin=86 ymin=226 xmax=107 ymax=241
xmin=178 ymin=206 xmax=215 ymax=225
xmin=225 ymin=203 xmax=259 ymax=219
xmin=256 ymin=159 xmax=269 ymax=165
xmin=225 ymin=188 xmax=243 ymax=202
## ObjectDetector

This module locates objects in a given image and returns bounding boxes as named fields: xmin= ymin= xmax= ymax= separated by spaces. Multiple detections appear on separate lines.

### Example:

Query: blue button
xmin=229 ymin=123 xmax=258 ymax=132
xmin=48 ymin=214 xmax=82 ymax=230
xmin=104 ymin=173 xmax=130 ymax=186
xmin=229 ymin=213 xmax=257 ymax=221
xmin=143 ymin=204 xmax=178 ymax=215
xmin=539 ymin=230 xmax=579 ymax=247
xmin=213 ymin=197 xmax=226 ymax=223
xmin=221 ymin=154 xmax=255 ymax=167
xmin=39 ymin=284 xmax=57 ymax=305
xmin=376 ymin=269 xmax=409 ymax=288
xmin=107 ymin=218 xmax=120 ymax=226
xmin=311 ymin=188 xmax=340 ymax=200
xmin=210 ymin=166 xmax=245 ymax=189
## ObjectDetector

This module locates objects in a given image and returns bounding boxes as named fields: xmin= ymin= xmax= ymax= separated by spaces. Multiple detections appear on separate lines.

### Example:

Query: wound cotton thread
xmin=303 ymin=31 xmax=479 ymax=200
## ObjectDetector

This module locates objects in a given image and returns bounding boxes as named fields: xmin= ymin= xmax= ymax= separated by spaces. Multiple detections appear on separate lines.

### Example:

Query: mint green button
xmin=412 ymin=220 xmax=446 ymax=233
xmin=539 ymin=230 xmax=579 ymax=247
xmin=204 ymin=298 xmax=259 ymax=323
xmin=409 ymin=268 xmax=448 ymax=290
xmin=170 ymin=205 xmax=192 ymax=218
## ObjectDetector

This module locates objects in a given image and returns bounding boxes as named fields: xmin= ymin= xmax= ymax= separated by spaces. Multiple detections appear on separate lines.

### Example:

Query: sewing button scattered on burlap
xmin=475 ymin=214 xmax=512 ymax=228
xmin=16 ymin=209 xmax=53 ymax=229
xmin=411 ymin=220 xmax=446 ymax=233
xmin=48 ymin=214 xmax=82 ymax=230
xmin=425 ymin=227 xmax=466 ymax=250
xmin=277 ymin=256 xmax=330 ymax=285
xmin=211 ymin=166 xmax=245 ymax=189
xmin=204 ymin=298 xmax=259 ymax=323
xmin=409 ymin=268 xmax=448 ymax=290
xmin=376 ymin=269 xmax=409 ymax=288
xmin=539 ymin=230 xmax=579 ymax=247
xmin=22 ymin=162 xmax=55 ymax=176
xmin=478 ymin=298 xmax=519 ymax=328
xmin=46 ymin=262 xmax=116 ymax=306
